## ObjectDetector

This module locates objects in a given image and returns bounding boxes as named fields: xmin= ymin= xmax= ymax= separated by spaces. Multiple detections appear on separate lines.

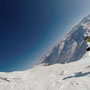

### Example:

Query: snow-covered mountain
xmin=40 ymin=14 xmax=90 ymax=65
xmin=1 ymin=15 xmax=90 ymax=90
xmin=0 ymin=50 xmax=90 ymax=90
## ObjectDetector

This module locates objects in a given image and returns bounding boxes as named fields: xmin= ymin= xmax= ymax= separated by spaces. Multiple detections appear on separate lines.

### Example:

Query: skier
xmin=84 ymin=36 xmax=90 ymax=51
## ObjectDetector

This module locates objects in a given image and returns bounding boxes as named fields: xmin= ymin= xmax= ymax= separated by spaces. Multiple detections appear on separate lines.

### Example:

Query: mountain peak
xmin=40 ymin=15 xmax=90 ymax=65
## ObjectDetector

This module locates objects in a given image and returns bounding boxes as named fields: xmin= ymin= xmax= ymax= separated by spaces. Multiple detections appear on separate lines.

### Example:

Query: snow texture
xmin=0 ymin=51 xmax=90 ymax=90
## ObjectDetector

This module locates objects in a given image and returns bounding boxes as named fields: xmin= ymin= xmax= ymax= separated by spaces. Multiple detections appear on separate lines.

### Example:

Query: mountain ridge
xmin=40 ymin=15 xmax=90 ymax=65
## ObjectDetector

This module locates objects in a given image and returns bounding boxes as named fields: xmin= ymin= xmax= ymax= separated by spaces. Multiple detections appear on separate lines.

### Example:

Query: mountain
xmin=40 ymin=14 xmax=90 ymax=65
xmin=0 ymin=15 xmax=90 ymax=90
xmin=0 ymin=51 xmax=90 ymax=90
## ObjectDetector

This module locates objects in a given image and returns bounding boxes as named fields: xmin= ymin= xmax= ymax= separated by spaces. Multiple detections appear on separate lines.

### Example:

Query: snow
xmin=41 ymin=15 xmax=90 ymax=65
xmin=0 ymin=51 xmax=90 ymax=90
xmin=1 ymin=15 xmax=90 ymax=90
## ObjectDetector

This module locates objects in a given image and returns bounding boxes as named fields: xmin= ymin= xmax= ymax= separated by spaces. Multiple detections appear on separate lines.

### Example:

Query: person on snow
xmin=84 ymin=36 xmax=90 ymax=51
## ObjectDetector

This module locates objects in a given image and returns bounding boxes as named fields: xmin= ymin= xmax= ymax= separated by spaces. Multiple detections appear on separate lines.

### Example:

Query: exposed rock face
xmin=41 ymin=15 xmax=90 ymax=65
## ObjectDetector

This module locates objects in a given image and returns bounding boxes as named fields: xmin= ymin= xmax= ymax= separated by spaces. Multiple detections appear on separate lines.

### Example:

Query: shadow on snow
xmin=63 ymin=71 xmax=90 ymax=80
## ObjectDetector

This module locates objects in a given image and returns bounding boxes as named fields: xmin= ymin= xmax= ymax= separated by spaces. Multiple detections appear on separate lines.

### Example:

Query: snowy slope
xmin=0 ymin=51 xmax=90 ymax=90
xmin=1 ymin=15 xmax=90 ymax=90
xmin=40 ymin=14 xmax=90 ymax=65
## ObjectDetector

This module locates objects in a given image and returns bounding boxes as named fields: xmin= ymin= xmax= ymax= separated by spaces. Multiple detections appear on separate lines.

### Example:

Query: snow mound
xmin=0 ymin=52 xmax=90 ymax=90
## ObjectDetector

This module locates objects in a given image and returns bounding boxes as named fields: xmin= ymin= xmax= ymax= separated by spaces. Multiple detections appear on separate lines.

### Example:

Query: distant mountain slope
xmin=40 ymin=15 xmax=90 ymax=65
xmin=0 ymin=50 xmax=90 ymax=90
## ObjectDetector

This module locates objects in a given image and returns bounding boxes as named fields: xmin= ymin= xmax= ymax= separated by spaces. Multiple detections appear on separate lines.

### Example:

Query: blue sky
xmin=0 ymin=0 xmax=90 ymax=72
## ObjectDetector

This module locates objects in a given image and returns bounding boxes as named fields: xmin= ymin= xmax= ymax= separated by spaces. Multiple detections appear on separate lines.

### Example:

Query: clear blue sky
xmin=0 ymin=0 xmax=90 ymax=72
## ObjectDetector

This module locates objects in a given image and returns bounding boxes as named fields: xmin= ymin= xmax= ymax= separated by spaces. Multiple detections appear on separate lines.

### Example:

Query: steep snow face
xmin=0 ymin=52 xmax=90 ymax=90
xmin=41 ymin=15 xmax=90 ymax=65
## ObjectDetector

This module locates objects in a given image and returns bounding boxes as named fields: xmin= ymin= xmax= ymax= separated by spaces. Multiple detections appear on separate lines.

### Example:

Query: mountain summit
xmin=41 ymin=15 xmax=90 ymax=65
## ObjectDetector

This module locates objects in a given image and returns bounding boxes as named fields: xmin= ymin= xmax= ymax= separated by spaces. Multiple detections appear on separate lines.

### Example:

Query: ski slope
xmin=0 ymin=52 xmax=90 ymax=90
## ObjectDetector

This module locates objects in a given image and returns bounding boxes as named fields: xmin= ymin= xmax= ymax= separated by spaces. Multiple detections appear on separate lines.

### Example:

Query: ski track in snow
xmin=0 ymin=52 xmax=90 ymax=90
